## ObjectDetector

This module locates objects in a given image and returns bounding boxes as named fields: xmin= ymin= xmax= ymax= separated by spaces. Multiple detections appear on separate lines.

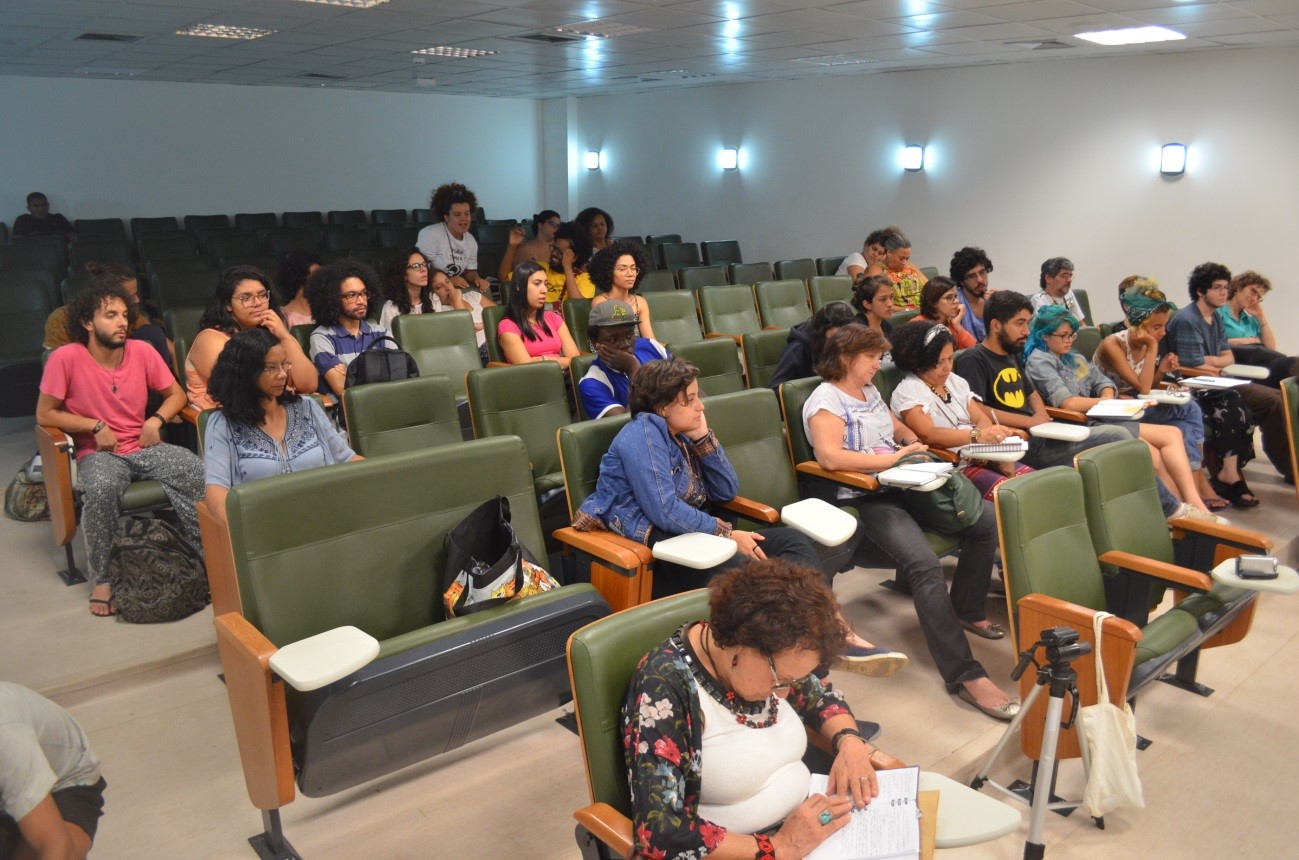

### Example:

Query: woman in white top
xmin=834 ymin=227 xmax=890 ymax=279
xmin=888 ymin=321 xmax=1031 ymax=500
xmin=430 ymin=266 xmax=494 ymax=352
xmin=415 ymin=182 xmax=491 ymax=292
xmin=378 ymin=247 xmax=435 ymax=333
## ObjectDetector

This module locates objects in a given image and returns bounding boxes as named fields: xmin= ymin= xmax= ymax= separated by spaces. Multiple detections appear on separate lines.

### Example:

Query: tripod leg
xmin=1024 ymin=693 xmax=1067 ymax=860
xmin=970 ymin=682 xmax=1045 ymax=790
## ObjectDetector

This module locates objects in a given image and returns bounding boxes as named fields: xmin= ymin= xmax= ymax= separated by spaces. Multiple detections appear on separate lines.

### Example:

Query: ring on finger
xmin=818 ymin=809 xmax=833 ymax=826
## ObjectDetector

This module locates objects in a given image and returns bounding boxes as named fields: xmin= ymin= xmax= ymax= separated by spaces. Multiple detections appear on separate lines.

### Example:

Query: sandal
xmin=1210 ymin=476 xmax=1260 ymax=508
xmin=89 ymin=598 xmax=118 ymax=617
xmin=1203 ymin=495 xmax=1232 ymax=513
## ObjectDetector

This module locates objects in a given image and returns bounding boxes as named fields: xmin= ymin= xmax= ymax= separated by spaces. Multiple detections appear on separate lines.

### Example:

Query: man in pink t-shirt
xmin=36 ymin=284 xmax=204 ymax=617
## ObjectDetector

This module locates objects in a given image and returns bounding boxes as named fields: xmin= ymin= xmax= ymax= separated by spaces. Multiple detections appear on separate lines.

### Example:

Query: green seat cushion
xmin=1133 ymin=609 xmax=1199 ymax=665
xmin=120 ymin=479 xmax=169 ymax=510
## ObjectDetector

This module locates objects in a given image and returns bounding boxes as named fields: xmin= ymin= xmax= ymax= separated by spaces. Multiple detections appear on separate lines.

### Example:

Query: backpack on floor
xmin=4 ymin=454 xmax=49 ymax=522
xmin=109 ymin=516 xmax=210 ymax=623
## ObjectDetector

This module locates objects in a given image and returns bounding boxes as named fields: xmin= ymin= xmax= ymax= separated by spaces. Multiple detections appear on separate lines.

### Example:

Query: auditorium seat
xmin=775 ymin=258 xmax=817 ymax=283
xmin=636 ymin=270 xmax=675 ymax=293
xmin=756 ymin=279 xmax=811 ymax=329
xmin=342 ymin=375 xmax=461 ymax=456
xmin=676 ymin=265 xmax=728 ymax=295
xmin=642 ymin=291 xmax=703 ymax=345
xmin=73 ymin=218 xmax=128 ymax=242
xmin=698 ymin=284 xmax=762 ymax=342
xmin=234 ymin=213 xmax=278 ymax=230
xmin=729 ymin=262 xmax=773 ymax=286
xmin=282 ymin=211 xmax=324 ymax=229
xmin=667 ymin=338 xmax=744 ymax=395
xmin=183 ymin=214 xmax=230 ymax=233
xmin=370 ymin=209 xmax=408 ymax=224
xmin=657 ymin=241 xmax=700 ymax=272
xmin=326 ymin=209 xmax=367 ymax=226
xmin=808 ymin=275 xmax=852 ymax=311
xmin=815 ymin=256 xmax=846 ymax=276
xmin=1 ymin=280 xmax=51 ymax=417
xmin=700 ymin=239 xmax=742 ymax=268
xmin=742 ymin=328 xmax=790 ymax=390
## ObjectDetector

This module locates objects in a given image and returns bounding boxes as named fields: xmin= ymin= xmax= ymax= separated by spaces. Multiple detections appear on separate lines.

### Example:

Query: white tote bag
xmin=1078 ymin=612 xmax=1145 ymax=817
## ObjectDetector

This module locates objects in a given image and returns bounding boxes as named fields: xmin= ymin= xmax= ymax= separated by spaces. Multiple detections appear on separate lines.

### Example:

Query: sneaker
xmin=832 ymin=645 xmax=909 ymax=678
xmin=1169 ymin=502 xmax=1230 ymax=527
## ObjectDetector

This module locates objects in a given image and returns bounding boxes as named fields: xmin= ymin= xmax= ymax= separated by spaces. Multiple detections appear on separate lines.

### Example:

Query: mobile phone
xmin=1235 ymin=555 xmax=1278 ymax=580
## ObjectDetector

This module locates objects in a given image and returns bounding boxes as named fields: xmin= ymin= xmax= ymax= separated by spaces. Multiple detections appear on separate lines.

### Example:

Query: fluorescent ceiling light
xmin=176 ymin=24 xmax=276 ymax=40
xmin=555 ymin=21 xmax=652 ymax=39
xmin=795 ymin=55 xmax=878 ymax=66
xmin=411 ymin=46 xmax=499 ymax=58
xmin=1160 ymin=143 xmax=1187 ymax=176
xmin=294 ymin=0 xmax=391 ymax=7
xmin=1075 ymin=26 xmax=1185 ymax=46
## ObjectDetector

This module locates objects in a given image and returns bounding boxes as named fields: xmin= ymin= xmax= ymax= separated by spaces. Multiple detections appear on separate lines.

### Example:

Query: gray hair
xmin=881 ymin=228 xmax=912 ymax=252
xmin=1039 ymin=256 xmax=1074 ymax=289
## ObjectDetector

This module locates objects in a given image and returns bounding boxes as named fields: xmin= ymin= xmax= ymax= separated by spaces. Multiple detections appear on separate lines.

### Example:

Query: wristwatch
xmin=969 ymin=426 xmax=982 ymax=443
xmin=91 ymin=420 xmax=106 ymax=435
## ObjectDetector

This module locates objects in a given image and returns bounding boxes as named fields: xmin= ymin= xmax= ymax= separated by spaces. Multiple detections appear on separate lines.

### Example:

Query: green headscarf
xmin=1120 ymin=281 xmax=1176 ymax=327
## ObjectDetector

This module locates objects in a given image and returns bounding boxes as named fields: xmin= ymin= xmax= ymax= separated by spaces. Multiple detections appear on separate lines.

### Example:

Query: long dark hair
xmin=383 ymin=247 xmax=435 ymax=315
xmin=208 ymin=327 xmax=301 ymax=427
xmin=198 ymin=266 xmax=286 ymax=335
xmin=503 ymin=261 xmax=552 ymax=342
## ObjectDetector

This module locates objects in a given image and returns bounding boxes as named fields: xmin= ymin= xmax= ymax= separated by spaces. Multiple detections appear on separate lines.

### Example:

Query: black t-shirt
xmin=953 ymin=344 xmax=1037 ymax=418
xmin=13 ymin=213 xmax=74 ymax=239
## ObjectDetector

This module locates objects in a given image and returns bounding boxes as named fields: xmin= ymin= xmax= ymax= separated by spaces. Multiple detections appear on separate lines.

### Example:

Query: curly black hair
xmin=276 ymin=249 xmax=323 ymax=305
xmin=198 ymin=266 xmax=284 ymax=336
xmin=1187 ymin=261 xmax=1231 ymax=302
xmin=863 ymin=227 xmax=893 ymax=249
xmin=382 ymin=247 xmax=435 ymax=315
xmin=430 ymin=182 xmax=477 ymax=221
xmin=949 ymin=246 xmax=993 ymax=283
xmin=65 ymin=283 xmax=130 ymax=346
xmin=709 ymin=558 xmax=846 ymax=662
xmin=808 ymin=302 xmax=859 ymax=365
xmin=919 ymin=276 xmax=959 ymax=320
xmin=307 ymin=259 xmax=381 ymax=327
xmin=983 ymin=289 xmax=1032 ymax=330
xmin=553 ymin=221 xmax=593 ymax=270
xmin=890 ymin=319 xmax=954 ymax=374
xmin=587 ymin=240 xmax=649 ymax=294
xmin=575 ymin=206 xmax=614 ymax=239
xmin=208 ymin=327 xmax=301 ymax=427
xmin=628 ymin=357 xmax=698 ymax=416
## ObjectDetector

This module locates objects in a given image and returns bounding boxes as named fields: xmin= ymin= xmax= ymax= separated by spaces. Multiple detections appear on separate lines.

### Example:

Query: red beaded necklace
xmin=696 ymin=622 xmax=779 ymax=729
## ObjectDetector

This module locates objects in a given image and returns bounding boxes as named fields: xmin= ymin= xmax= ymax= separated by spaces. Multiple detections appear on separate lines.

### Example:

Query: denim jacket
xmin=574 ymin=412 xmax=740 ymax=544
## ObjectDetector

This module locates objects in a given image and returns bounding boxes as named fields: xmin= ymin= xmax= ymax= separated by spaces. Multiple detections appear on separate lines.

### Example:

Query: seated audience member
xmin=768 ymin=301 xmax=858 ymax=391
xmin=498 ymin=210 xmax=561 ymax=280
xmin=0 ymin=682 xmax=105 ymax=859
xmin=572 ymin=357 xmax=904 ymax=673
xmin=575 ymin=206 xmax=614 ymax=254
xmin=187 ymin=266 xmax=317 ymax=409
xmin=43 ymin=262 xmax=170 ymax=367
xmin=914 ymin=276 xmax=976 ymax=349
xmin=276 ymin=250 xmax=322 ymax=328
xmin=1167 ymin=262 xmax=1292 ymax=484
xmin=542 ymin=221 xmax=595 ymax=307
xmin=378 ymin=247 xmax=435 ymax=332
xmin=36 ymin=283 xmax=204 ymax=616
xmin=1024 ymin=305 xmax=1219 ymax=519
xmin=889 ymin=321 xmax=1031 ymax=500
xmin=623 ymin=560 xmax=886 ymax=860
xmin=12 ymin=192 xmax=75 ymax=241
xmin=1104 ymin=274 xmax=1153 ymax=334
xmin=308 ymin=260 xmax=392 ymax=397
xmin=497 ymin=261 xmax=580 ymax=369
xmin=589 ymin=241 xmax=657 ymax=342
xmin=835 ymin=227 xmax=891 ymax=279
xmin=578 ymin=299 xmax=668 ymax=418
xmin=1030 ymin=257 xmax=1089 ymax=325
xmin=203 ymin=328 xmax=361 ymax=521
xmin=1096 ymin=283 xmax=1244 ymax=512
xmin=949 ymin=246 xmax=995 ymax=342
xmin=430 ymin=264 xmax=494 ymax=358
xmin=804 ymin=325 xmax=1016 ymax=716
xmin=1218 ymin=270 xmax=1298 ymax=387
xmin=851 ymin=274 xmax=896 ymax=359
xmin=416 ymin=182 xmax=491 ymax=292
xmin=862 ymin=228 xmax=927 ymax=312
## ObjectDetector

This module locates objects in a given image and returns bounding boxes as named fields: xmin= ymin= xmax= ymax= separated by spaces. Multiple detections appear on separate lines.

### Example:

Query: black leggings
xmin=647 ymin=526 xmax=825 ymax=600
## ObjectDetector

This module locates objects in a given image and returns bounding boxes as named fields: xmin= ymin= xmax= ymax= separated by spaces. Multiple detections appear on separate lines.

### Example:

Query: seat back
xmin=636 ymin=271 xmax=675 ymax=293
xmin=467 ymin=363 xmax=571 ymax=483
xmin=203 ymin=234 xmax=262 ymax=264
xmin=1 ymin=281 xmax=51 ymax=362
xmin=370 ymin=209 xmax=408 ymax=224
xmin=658 ymin=242 xmax=701 ymax=272
xmin=563 ymin=298 xmax=593 ymax=355
xmin=68 ymin=240 xmax=132 ymax=268
xmin=324 ymin=228 xmax=372 ymax=253
xmin=872 ymin=361 xmax=905 ymax=405
xmin=677 ymin=265 xmax=728 ymax=295
xmin=756 ymin=280 xmax=811 ymax=329
xmin=184 ymin=214 xmax=229 ymax=233
xmin=777 ymin=376 xmax=824 ymax=467
xmin=667 ymin=338 xmax=745 ymax=395
xmin=775 ymin=258 xmax=816 ymax=283
xmin=742 ymin=328 xmax=790 ymax=390
xmin=130 ymin=216 xmax=179 ymax=242
xmin=0 ymin=244 xmax=65 ymax=279
xmin=1 ymin=268 xmax=61 ymax=315
xmin=327 ymin=209 xmax=367 ymax=226
xmin=808 ymin=275 xmax=852 ymax=311
xmin=282 ymin=211 xmax=324 ymax=229
xmin=481 ymin=304 xmax=507 ymax=364
xmin=234 ymin=213 xmax=278 ymax=230
xmin=645 ymin=234 xmax=682 ymax=267
xmin=569 ymin=353 xmax=598 ymax=421
xmin=1073 ymin=288 xmax=1093 ymax=324
xmin=1283 ymin=377 xmax=1299 ymax=506
xmin=558 ymin=413 xmax=633 ymax=517
xmin=74 ymin=218 xmax=128 ymax=242
xmin=411 ymin=208 xmax=436 ymax=224
xmin=708 ymin=389 xmax=799 ymax=510
xmin=699 ymin=285 xmax=761 ymax=339
xmin=701 ymin=240 xmax=742 ymax=267
xmin=343 ymin=375 xmax=461 ymax=457
xmin=643 ymin=291 xmax=703 ymax=345
xmin=568 ymin=589 xmax=710 ymax=815
xmin=391 ymin=310 xmax=481 ymax=401
xmin=891 ymin=309 xmax=920 ymax=327
xmin=816 ymin=256 xmax=846 ymax=276
xmin=919 ymin=266 xmax=939 ymax=281
xmin=138 ymin=232 xmax=199 ymax=263
xmin=153 ymin=270 xmax=218 ymax=313
xmin=729 ymin=262 xmax=772 ymax=286
xmin=1072 ymin=326 xmax=1102 ymax=362
xmin=375 ymin=225 xmax=419 ymax=249
xmin=162 ymin=306 xmax=205 ymax=344
xmin=1075 ymin=438 xmax=1175 ymax=570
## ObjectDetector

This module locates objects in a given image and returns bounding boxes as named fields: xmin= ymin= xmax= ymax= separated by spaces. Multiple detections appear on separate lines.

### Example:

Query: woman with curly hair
xmin=588 ymin=240 xmax=656 ymax=341
xmin=203 ymin=327 xmax=360 ymax=523
xmin=622 ymin=560 xmax=889 ymax=860
xmin=377 ymin=247 xmax=435 ymax=332
xmin=276 ymin=249 xmax=322 ymax=327
xmin=415 ymin=181 xmax=490 ymax=292
xmin=497 ymin=261 xmax=580 ymax=368
xmin=862 ymin=228 xmax=927 ymax=312
xmin=186 ymin=266 xmax=318 ymax=409
xmin=498 ymin=209 xmax=561 ymax=281
xmin=834 ymin=226 xmax=891 ymax=279
xmin=575 ymin=206 xmax=614 ymax=253
xmin=541 ymin=220 xmax=595 ymax=307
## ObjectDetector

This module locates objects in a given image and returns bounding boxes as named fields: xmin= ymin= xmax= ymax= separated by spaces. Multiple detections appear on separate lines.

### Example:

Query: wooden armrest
xmin=574 ymin=803 xmax=633 ymax=859
xmin=487 ymin=361 xmax=510 ymax=368
xmin=1017 ymin=594 xmax=1142 ymax=643
xmin=705 ymin=332 xmax=745 ymax=345
xmin=796 ymin=461 xmax=880 ymax=492
xmin=1044 ymin=406 xmax=1087 ymax=424
xmin=1098 ymin=550 xmax=1213 ymax=592
xmin=930 ymin=448 xmax=959 ymax=463
xmin=1169 ymin=518 xmax=1273 ymax=552
xmin=35 ymin=424 xmax=77 ymax=547
xmin=554 ymin=526 xmax=653 ymax=571
xmin=718 ymin=494 xmax=780 ymax=524
xmin=179 ymin=404 xmax=200 ymax=425
xmin=198 ymin=501 xmax=241 ymax=617
xmin=213 ymin=613 xmax=295 ymax=810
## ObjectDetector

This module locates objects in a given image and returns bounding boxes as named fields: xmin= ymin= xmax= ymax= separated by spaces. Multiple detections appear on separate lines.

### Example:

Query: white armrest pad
xmin=651 ymin=533 xmax=737 ymax=569
xmin=1223 ymin=363 xmax=1268 ymax=380
xmin=918 ymin=771 xmax=1022 ymax=848
xmin=780 ymin=498 xmax=857 ymax=547
xmin=1029 ymin=422 xmax=1090 ymax=442
xmin=1147 ymin=389 xmax=1191 ymax=405
xmin=268 ymin=625 xmax=381 ymax=692
xmin=1210 ymin=559 xmax=1299 ymax=595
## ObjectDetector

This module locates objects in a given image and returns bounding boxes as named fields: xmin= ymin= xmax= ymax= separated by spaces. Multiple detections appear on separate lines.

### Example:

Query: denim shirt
xmin=575 ymin=412 xmax=740 ymax=544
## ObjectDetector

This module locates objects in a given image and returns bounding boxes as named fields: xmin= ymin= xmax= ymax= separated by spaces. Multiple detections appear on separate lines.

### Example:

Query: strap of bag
xmin=362 ymin=335 xmax=401 ymax=353
xmin=1091 ymin=611 xmax=1113 ymax=703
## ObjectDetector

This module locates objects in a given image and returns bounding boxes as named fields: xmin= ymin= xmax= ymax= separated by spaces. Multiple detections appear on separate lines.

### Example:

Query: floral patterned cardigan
xmin=621 ymin=625 xmax=855 ymax=860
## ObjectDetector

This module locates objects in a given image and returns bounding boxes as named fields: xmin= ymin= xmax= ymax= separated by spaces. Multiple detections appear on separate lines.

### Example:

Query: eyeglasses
xmin=341 ymin=290 xmax=369 ymax=302
xmin=261 ymin=361 xmax=292 ymax=376
xmin=766 ymin=654 xmax=808 ymax=695
xmin=1047 ymin=331 xmax=1078 ymax=342
xmin=407 ymin=262 xmax=429 ymax=271
xmin=233 ymin=290 xmax=271 ymax=308
xmin=963 ymin=267 xmax=987 ymax=281
xmin=614 ymin=264 xmax=639 ymax=274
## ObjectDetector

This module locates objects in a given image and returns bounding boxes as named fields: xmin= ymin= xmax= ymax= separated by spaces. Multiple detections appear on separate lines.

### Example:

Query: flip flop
xmin=1210 ymin=476 xmax=1260 ymax=508
xmin=1203 ymin=495 xmax=1232 ymax=513
xmin=89 ymin=598 xmax=118 ymax=617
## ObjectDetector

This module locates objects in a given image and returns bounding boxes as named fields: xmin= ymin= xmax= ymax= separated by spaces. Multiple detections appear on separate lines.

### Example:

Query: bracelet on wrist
xmin=151 ymin=412 xmax=167 ymax=425
xmin=91 ymin=420 xmax=106 ymax=435
xmin=755 ymin=833 xmax=776 ymax=860
xmin=831 ymin=727 xmax=864 ymax=754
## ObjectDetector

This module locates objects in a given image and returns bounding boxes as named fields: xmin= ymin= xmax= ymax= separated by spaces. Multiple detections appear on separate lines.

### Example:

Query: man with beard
xmin=307 ymin=260 xmax=394 ymax=398
xmin=35 ymin=284 xmax=203 ymax=616
xmin=949 ymin=246 xmax=995 ymax=343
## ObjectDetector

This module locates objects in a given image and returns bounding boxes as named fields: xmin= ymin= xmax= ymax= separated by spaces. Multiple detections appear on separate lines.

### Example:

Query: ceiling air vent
xmin=76 ymin=32 xmax=143 ymax=43
xmin=510 ymin=31 xmax=587 ymax=46
xmin=1003 ymin=39 xmax=1075 ymax=50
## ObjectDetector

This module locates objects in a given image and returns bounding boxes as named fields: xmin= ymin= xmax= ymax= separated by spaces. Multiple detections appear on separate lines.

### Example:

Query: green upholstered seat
xmin=1283 ymin=378 xmax=1299 ymax=505
xmin=700 ymin=240 xmax=742 ymax=268
xmin=370 ymin=209 xmax=408 ymax=224
xmin=872 ymin=361 xmax=905 ymax=405
xmin=467 ymin=362 xmax=571 ymax=494
xmin=891 ymin=309 xmax=920 ymax=327
xmin=729 ymin=262 xmax=772 ymax=286
xmin=919 ymin=266 xmax=939 ymax=281
xmin=775 ymin=258 xmax=817 ymax=284
xmin=343 ymin=375 xmax=461 ymax=457
xmin=184 ymin=213 xmax=230 ymax=232
xmin=569 ymin=353 xmax=598 ymax=421
xmin=815 ymin=256 xmax=846 ymax=276
xmin=1072 ymin=326 xmax=1102 ymax=362
xmin=1072 ymin=288 xmax=1093 ymax=324
xmin=808 ymin=276 xmax=851 ymax=311
xmin=636 ymin=271 xmax=675 ymax=293
xmin=558 ymin=413 xmax=631 ymax=518
xmin=564 ymin=298 xmax=593 ymax=355
xmin=742 ymin=328 xmax=790 ymax=391
xmin=657 ymin=241 xmax=700 ymax=272
xmin=152 ymin=269 xmax=217 ymax=313
xmin=264 ymin=230 xmax=319 ymax=255
xmin=667 ymin=339 xmax=745 ymax=396
xmin=163 ymin=306 xmax=205 ymax=344
xmin=481 ymin=304 xmax=507 ymax=364
xmin=677 ymin=265 xmax=728 ymax=295
xmin=698 ymin=285 xmax=761 ymax=340
xmin=74 ymin=217 xmax=128 ymax=241
xmin=1 ymin=267 xmax=61 ymax=312
xmin=756 ymin=279 xmax=811 ymax=330
xmin=1 ymin=280 xmax=53 ymax=417
xmin=643 ymin=291 xmax=703 ymax=345
xmin=392 ymin=310 xmax=481 ymax=401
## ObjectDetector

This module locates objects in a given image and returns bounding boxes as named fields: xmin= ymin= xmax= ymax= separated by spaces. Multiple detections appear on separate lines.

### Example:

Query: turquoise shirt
xmin=1216 ymin=305 xmax=1262 ymax=340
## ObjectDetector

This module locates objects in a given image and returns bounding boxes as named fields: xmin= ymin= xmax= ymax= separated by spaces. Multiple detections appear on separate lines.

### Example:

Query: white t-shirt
xmin=890 ymin=373 xmax=977 ymax=431
xmin=416 ymin=223 xmax=479 ymax=278
xmin=834 ymin=252 xmax=867 ymax=277
xmin=801 ymin=381 xmax=896 ymax=455
xmin=1030 ymin=289 xmax=1087 ymax=324
xmin=377 ymin=299 xmax=425 ymax=333
xmin=0 ymin=683 xmax=101 ymax=822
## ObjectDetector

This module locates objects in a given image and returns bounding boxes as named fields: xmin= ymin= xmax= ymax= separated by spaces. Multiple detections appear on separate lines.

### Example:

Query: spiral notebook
xmin=805 ymin=766 xmax=921 ymax=860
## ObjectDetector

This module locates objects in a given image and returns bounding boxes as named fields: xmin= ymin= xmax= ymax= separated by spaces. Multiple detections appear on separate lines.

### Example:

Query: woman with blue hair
xmin=1024 ymin=304 xmax=1220 ymax=520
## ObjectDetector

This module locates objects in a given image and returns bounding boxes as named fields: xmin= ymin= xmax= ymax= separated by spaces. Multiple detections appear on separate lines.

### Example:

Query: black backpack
xmin=345 ymin=335 xmax=419 ymax=388
xmin=109 ymin=516 xmax=210 ymax=623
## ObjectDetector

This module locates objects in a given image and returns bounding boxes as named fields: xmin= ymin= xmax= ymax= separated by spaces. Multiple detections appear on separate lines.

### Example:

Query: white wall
xmin=0 ymin=77 xmax=542 ymax=225
xmin=564 ymin=47 xmax=1299 ymax=345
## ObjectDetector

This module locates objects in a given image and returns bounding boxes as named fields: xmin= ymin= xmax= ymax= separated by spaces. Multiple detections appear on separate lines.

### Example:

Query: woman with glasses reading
xmin=587 ymin=240 xmax=657 ymax=341
xmin=202 ymin=328 xmax=360 ymax=523
xmin=186 ymin=266 xmax=318 ymax=409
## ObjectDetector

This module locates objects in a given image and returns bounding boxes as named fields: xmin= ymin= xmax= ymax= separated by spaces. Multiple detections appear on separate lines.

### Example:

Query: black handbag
xmin=441 ymin=496 xmax=557 ymax=618
xmin=344 ymin=335 xmax=419 ymax=388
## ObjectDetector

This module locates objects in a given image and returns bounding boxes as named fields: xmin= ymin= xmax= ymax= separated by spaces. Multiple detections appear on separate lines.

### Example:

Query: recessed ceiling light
xmin=1075 ymin=26 xmax=1185 ymax=46
xmin=410 ymin=46 xmax=499 ymax=59
xmin=176 ymin=24 xmax=276 ymax=40
xmin=294 ymin=0 xmax=391 ymax=7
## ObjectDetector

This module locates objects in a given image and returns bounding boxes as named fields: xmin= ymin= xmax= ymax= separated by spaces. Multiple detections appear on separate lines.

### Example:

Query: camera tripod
xmin=969 ymin=626 xmax=1103 ymax=860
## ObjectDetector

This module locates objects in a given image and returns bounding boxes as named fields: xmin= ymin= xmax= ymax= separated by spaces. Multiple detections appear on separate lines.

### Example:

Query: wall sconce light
xmin=1160 ymin=143 xmax=1187 ymax=176
xmin=718 ymin=148 xmax=739 ymax=171
xmin=900 ymin=144 xmax=925 ymax=172
xmin=584 ymin=150 xmax=601 ymax=170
